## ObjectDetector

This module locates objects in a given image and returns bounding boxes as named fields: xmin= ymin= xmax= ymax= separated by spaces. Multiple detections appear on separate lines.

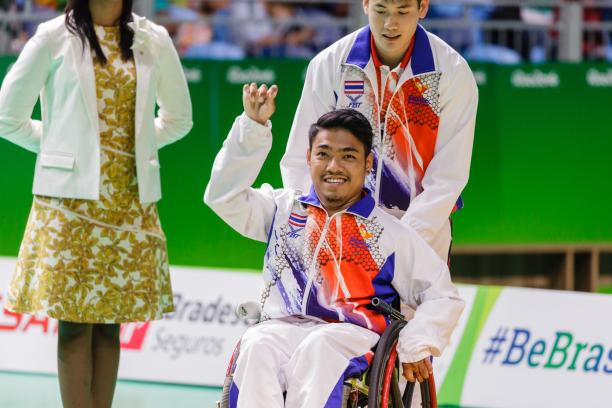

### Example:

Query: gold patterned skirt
xmin=5 ymin=148 xmax=174 ymax=323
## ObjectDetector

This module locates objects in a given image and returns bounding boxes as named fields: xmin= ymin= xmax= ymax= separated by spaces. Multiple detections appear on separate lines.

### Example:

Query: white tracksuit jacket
xmin=281 ymin=25 xmax=478 ymax=261
xmin=205 ymin=114 xmax=465 ymax=407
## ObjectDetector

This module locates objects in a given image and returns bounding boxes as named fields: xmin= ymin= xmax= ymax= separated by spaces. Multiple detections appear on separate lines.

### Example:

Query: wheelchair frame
xmin=217 ymin=297 xmax=437 ymax=408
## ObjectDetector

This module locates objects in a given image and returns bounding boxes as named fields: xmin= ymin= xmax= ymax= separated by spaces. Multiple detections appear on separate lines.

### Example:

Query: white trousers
xmin=229 ymin=317 xmax=380 ymax=408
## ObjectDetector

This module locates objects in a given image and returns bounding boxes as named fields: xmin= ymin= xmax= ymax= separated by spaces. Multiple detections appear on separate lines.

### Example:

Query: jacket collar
xmin=410 ymin=25 xmax=436 ymax=75
xmin=345 ymin=24 xmax=436 ymax=76
xmin=297 ymin=185 xmax=376 ymax=219
xmin=345 ymin=26 xmax=371 ymax=69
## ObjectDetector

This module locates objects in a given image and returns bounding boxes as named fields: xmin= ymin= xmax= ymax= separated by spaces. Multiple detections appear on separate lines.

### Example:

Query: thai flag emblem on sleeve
xmin=344 ymin=80 xmax=365 ymax=95
xmin=288 ymin=212 xmax=307 ymax=238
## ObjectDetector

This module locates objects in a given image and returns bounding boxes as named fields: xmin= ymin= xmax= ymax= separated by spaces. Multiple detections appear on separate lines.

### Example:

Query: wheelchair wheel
xmin=218 ymin=375 xmax=232 ymax=408
xmin=367 ymin=320 xmax=436 ymax=408
xmin=218 ymin=341 xmax=241 ymax=408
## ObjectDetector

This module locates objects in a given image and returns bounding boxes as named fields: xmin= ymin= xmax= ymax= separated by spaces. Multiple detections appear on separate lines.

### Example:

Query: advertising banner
xmin=438 ymin=286 xmax=612 ymax=407
xmin=0 ymin=257 xmax=262 ymax=386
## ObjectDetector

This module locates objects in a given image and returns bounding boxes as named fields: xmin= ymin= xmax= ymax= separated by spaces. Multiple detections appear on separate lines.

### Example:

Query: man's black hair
xmin=308 ymin=109 xmax=373 ymax=156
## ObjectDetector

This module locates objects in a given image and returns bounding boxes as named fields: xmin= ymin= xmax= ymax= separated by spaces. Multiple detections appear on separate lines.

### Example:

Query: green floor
xmin=0 ymin=371 xmax=222 ymax=407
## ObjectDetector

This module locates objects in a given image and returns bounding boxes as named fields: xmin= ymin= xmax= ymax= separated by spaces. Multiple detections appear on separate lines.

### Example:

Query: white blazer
xmin=0 ymin=14 xmax=192 ymax=203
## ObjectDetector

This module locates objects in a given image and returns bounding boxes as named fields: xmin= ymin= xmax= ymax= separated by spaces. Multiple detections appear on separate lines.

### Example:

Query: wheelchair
xmin=217 ymin=297 xmax=437 ymax=408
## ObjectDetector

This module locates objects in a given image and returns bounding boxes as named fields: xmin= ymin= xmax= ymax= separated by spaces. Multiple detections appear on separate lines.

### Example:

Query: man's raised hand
xmin=243 ymin=82 xmax=278 ymax=126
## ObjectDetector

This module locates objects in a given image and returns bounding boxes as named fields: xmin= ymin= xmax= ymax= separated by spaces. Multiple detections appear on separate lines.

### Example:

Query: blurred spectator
xmin=254 ymin=1 xmax=344 ymax=58
xmin=315 ymin=1 xmax=348 ymax=19
xmin=488 ymin=6 xmax=528 ymax=60
xmin=253 ymin=1 xmax=317 ymax=58
xmin=202 ymin=0 xmax=232 ymax=43
xmin=222 ymin=1 xmax=311 ymax=58
xmin=300 ymin=3 xmax=345 ymax=52
xmin=603 ymin=7 xmax=612 ymax=61
xmin=582 ymin=6 xmax=609 ymax=61
xmin=1 ymin=0 xmax=611 ymax=62
xmin=167 ymin=0 xmax=201 ymax=23
xmin=427 ymin=3 xmax=469 ymax=52
xmin=1 ymin=0 xmax=26 ymax=53
xmin=226 ymin=0 xmax=274 ymax=51
xmin=176 ymin=20 xmax=213 ymax=53
xmin=174 ymin=0 xmax=244 ymax=59
xmin=33 ymin=0 xmax=60 ymax=11
xmin=427 ymin=2 xmax=523 ymax=64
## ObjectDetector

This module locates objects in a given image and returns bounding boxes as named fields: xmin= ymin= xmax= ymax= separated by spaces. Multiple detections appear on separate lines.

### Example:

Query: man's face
xmin=307 ymin=128 xmax=373 ymax=214
xmin=364 ymin=0 xmax=429 ymax=66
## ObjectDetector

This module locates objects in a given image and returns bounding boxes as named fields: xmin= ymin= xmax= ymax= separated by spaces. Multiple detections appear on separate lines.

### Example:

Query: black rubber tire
xmin=421 ymin=379 xmax=432 ymax=408
xmin=402 ymin=379 xmax=433 ymax=408
xmin=367 ymin=320 xmax=407 ymax=407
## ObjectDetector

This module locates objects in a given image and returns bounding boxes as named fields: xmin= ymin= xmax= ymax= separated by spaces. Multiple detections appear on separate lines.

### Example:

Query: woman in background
xmin=0 ymin=0 xmax=192 ymax=406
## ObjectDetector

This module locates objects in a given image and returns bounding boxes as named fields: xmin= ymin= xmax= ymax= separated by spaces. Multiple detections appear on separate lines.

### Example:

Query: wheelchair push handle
xmin=371 ymin=297 xmax=405 ymax=321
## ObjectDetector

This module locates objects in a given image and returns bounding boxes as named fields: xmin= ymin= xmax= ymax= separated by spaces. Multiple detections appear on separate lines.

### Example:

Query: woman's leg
xmin=91 ymin=323 xmax=121 ymax=408
xmin=58 ymin=321 xmax=94 ymax=408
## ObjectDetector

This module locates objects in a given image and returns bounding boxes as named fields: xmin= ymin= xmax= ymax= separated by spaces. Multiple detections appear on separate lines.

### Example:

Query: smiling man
xmin=281 ymin=0 xmax=479 ymax=263
xmin=205 ymin=83 xmax=463 ymax=408
xmin=307 ymin=125 xmax=373 ymax=213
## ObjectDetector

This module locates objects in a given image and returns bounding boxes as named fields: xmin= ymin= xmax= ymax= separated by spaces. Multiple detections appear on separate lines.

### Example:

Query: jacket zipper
xmin=301 ymin=210 xmax=336 ymax=315
xmin=344 ymin=62 xmax=409 ymax=209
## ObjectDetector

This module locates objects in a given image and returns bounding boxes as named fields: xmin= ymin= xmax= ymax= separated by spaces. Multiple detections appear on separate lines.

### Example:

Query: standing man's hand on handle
xmin=243 ymin=83 xmax=278 ymax=125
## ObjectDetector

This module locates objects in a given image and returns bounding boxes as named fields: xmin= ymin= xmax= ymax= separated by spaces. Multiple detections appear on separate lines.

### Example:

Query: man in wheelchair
xmin=205 ymin=83 xmax=464 ymax=407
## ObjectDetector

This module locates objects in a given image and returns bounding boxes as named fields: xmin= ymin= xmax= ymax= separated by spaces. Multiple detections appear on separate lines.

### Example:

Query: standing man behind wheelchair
xmin=204 ymin=83 xmax=464 ymax=408
xmin=281 ymin=0 xmax=478 ymax=263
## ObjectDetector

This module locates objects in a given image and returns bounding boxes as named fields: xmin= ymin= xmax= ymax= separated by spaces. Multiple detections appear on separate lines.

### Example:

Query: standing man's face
xmin=307 ymin=128 xmax=373 ymax=215
xmin=364 ymin=0 xmax=429 ymax=67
